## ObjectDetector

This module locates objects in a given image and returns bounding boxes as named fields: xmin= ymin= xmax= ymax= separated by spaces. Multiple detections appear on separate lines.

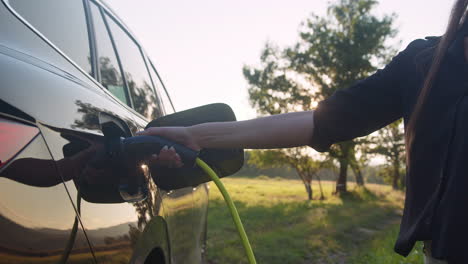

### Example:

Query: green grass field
xmin=206 ymin=177 xmax=424 ymax=264
xmin=0 ymin=248 xmax=131 ymax=264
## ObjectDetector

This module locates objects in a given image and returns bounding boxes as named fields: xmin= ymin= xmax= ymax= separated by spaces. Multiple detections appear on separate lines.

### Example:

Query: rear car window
xmin=89 ymin=2 xmax=129 ymax=106
xmin=105 ymin=13 xmax=159 ymax=119
xmin=9 ymin=0 xmax=92 ymax=75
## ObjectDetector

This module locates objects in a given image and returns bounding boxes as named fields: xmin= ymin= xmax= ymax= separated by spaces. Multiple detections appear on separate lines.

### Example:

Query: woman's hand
xmin=137 ymin=127 xmax=200 ymax=168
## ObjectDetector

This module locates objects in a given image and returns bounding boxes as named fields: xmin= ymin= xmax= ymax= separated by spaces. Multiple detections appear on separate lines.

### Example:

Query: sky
xmin=105 ymin=0 xmax=452 ymax=121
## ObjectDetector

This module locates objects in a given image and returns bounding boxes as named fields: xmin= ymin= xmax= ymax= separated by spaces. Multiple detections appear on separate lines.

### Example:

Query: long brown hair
xmin=406 ymin=0 xmax=468 ymax=150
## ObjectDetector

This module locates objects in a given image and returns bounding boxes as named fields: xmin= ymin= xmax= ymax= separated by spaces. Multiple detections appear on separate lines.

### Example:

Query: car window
xmin=105 ymin=14 xmax=159 ymax=120
xmin=148 ymin=61 xmax=175 ymax=115
xmin=9 ymin=0 xmax=92 ymax=75
xmin=89 ymin=2 xmax=129 ymax=106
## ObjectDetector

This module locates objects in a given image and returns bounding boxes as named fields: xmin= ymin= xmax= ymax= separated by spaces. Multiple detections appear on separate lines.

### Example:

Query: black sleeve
xmin=309 ymin=39 xmax=425 ymax=152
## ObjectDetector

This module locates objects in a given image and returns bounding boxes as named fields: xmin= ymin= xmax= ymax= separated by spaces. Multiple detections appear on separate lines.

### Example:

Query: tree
xmin=104 ymin=236 xmax=116 ymax=245
xmin=369 ymin=119 xmax=405 ymax=189
xmin=128 ymin=223 xmax=141 ymax=247
xmin=248 ymin=148 xmax=326 ymax=200
xmin=349 ymin=144 xmax=365 ymax=186
xmin=243 ymin=0 xmax=397 ymax=194
xmin=349 ymin=136 xmax=375 ymax=186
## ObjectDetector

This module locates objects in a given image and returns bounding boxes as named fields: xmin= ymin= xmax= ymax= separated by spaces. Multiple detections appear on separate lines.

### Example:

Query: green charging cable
xmin=196 ymin=158 xmax=257 ymax=264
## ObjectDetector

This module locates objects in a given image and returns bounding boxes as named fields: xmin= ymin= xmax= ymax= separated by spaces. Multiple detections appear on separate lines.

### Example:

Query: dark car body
xmin=0 ymin=0 xmax=209 ymax=263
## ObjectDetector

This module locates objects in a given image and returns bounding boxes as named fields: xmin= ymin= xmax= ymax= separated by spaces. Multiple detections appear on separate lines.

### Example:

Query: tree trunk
xmin=297 ymin=170 xmax=313 ymax=200
xmin=316 ymin=175 xmax=325 ymax=200
xmin=336 ymin=158 xmax=348 ymax=194
xmin=351 ymin=162 xmax=365 ymax=186
xmin=392 ymin=161 xmax=400 ymax=190
xmin=334 ymin=142 xmax=353 ymax=194
xmin=305 ymin=183 xmax=313 ymax=200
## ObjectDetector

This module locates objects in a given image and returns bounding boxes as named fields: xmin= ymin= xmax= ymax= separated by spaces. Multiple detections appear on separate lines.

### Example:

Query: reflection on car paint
xmin=0 ymin=133 xmax=95 ymax=263
xmin=192 ymin=183 xmax=209 ymax=262
xmin=161 ymin=186 xmax=199 ymax=264
xmin=38 ymin=122 xmax=173 ymax=262
xmin=71 ymin=99 xmax=138 ymax=134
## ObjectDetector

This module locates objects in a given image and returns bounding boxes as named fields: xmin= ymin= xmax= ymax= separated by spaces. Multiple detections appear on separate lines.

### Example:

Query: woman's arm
xmin=190 ymin=111 xmax=314 ymax=149
xmin=138 ymin=111 xmax=314 ymax=150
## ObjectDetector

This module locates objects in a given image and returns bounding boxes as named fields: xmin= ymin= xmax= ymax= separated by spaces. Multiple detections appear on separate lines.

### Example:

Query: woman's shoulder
xmin=409 ymin=36 xmax=440 ymax=47
xmin=403 ymin=36 xmax=439 ymax=56
xmin=396 ymin=36 xmax=440 ymax=72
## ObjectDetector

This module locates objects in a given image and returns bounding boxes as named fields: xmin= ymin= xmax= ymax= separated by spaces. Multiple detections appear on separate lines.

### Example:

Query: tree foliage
xmin=369 ymin=119 xmax=405 ymax=189
xmin=243 ymin=0 xmax=398 ymax=194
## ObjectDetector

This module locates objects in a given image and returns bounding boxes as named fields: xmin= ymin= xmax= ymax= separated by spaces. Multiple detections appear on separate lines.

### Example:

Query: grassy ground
xmin=206 ymin=176 xmax=423 ymax=264
xmin=349 ymin=224 xmax=424 ymax=264
xmin=0 ymin=249 xmax=131 ymax=264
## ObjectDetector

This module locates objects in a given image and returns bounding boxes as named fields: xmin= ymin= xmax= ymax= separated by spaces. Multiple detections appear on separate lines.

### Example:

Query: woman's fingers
xmin=148 ymin=146 xmax=183 ymax=168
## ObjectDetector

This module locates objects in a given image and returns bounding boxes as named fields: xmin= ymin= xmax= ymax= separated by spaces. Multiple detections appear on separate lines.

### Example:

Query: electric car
xmin=0 ymin=0 xmax=214 ymax=263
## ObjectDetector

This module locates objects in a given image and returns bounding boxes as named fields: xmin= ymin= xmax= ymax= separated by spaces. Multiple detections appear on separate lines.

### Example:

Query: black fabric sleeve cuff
xmin=309 ymin=107 xmax=332 ymax=152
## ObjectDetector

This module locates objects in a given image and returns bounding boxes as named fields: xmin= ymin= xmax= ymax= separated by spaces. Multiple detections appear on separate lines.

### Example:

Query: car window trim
xmin=103 ymin=9 xmax=161 ymax=118
xmin=149 ymin=60 xmax=176 ymax=113
xmin=82 ymin=0 xmax=97 ymax=79
xmin=89 ymin=0 xmax=132 ymax=107
xmin=98 ymin=3 xmax=134 ymax=109
xmin=142 ymin=52 xmax=164 ymax=116
xmin=90 ymin=0 xmax=158 ymax=123
xmin=91 ymin=0 xmax=167 ymax=122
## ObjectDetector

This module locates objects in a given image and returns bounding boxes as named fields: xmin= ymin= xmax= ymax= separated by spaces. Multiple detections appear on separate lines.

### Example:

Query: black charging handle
xmin=121 ymin=135 xmax=199 ymax=167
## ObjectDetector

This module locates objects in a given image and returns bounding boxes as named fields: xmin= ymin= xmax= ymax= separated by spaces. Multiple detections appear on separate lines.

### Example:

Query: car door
xmin=64 ymin=2 xmax=172 ymax=263
xmin=93 ymin=4 xmax=202 ymax=263
xmin=2 ymin=0 xmax=167 ymax=263
xmin=3 ymin=0 xmax=205 ymax=262
xmin=146 ymin=58 xmax=210 ymax=263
